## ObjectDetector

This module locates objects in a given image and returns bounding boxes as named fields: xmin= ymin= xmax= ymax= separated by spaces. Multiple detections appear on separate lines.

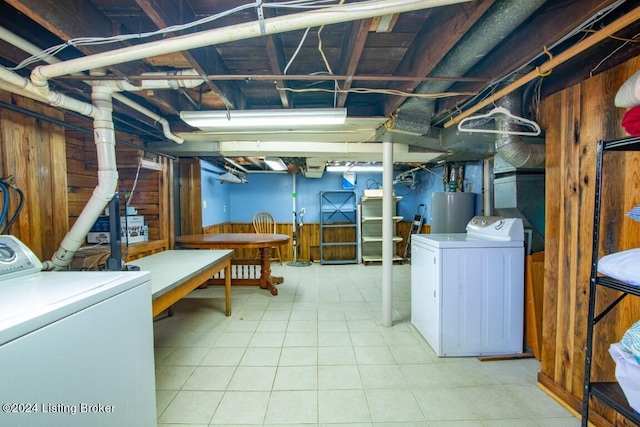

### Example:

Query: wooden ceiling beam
xmin=383 ymin=0 xmax=496 ymax=117
xmin=4 ymin=0 xmax=188 ymax=116
xmin=134 ymin=0 xmax=243 ymax=110
xmin=5 ymin=0 xmax=147 ymax=78
xmin=261 ymin=5 xmax=291 ymax=109
xmin=335 ymin=19 xmax=372 ymax=108
xmin=264 ymin=33 xmax=291 ymax=109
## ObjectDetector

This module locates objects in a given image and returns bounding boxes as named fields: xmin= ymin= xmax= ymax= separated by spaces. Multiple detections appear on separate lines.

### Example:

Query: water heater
xmin=430 ymin=192 xmax=475 ymax=233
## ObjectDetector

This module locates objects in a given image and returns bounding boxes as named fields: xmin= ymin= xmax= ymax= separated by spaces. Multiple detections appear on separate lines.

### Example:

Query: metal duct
xmin=388 ymin=0 xmax=547 ymax=139
xmin=495 ymin=88 xmax=545 ymax=169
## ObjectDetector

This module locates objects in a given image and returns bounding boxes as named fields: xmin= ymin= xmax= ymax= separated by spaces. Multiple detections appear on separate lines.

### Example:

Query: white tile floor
xmin=153 ymin=262 xmax=579 ymax=427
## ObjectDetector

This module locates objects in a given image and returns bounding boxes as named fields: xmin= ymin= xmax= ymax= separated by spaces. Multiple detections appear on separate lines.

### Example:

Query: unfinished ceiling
xmin=0 ymin=0 xmax=639 ymax=174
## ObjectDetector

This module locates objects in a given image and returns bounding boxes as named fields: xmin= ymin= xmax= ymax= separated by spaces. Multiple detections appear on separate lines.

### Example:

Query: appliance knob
xmin=494 ymin=220 xmax=505 ymax=230
xmin=0 ymin=244 xmax=17 ymax=263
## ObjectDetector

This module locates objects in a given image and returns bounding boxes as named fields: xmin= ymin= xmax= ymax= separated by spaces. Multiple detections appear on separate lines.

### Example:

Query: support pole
xmin=382 ymin=138 xmax=394 ymax=327
xmin=288 ymin=172 xmax=310 ymax=267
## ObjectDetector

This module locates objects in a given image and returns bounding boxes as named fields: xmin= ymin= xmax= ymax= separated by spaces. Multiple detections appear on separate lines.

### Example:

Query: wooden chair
xmin=252 ymin=211 xmax=282 ymax=264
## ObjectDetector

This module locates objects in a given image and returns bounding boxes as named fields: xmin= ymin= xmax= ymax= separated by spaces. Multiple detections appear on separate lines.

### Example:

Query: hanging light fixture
xmin=180 ymin=108 xmax=347 ymax=130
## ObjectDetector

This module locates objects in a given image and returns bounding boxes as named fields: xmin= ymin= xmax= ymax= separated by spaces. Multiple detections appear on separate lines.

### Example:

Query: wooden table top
xmin=176 ymin=233 xmax=290 ymax=249
xmin=125 ymin=249 xmax=233 ymax=298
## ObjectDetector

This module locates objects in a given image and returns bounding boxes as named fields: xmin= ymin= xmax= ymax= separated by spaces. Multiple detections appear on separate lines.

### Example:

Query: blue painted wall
xmin=200 ymin=160 xmax=485 ymax=227
xmin=201 ymin=161 xmax=231 ymax=225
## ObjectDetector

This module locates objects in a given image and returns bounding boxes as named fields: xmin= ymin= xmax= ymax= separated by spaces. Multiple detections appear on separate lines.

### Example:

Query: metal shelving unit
xmin=319 ymin=190 xmax=358 ymax=264
xmin=581 ymin=136 xmax=640 ymax=427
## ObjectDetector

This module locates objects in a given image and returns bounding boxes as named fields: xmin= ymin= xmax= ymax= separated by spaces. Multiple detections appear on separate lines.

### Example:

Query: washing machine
xmin=411 ymin=216 xmax=525 ymax=357
xmin=0 ymin=236 xmax=157 ymax=426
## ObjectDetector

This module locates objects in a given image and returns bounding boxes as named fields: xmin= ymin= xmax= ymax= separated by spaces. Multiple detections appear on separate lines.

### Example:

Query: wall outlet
xmin=202 ymin=200 xmax=207 ymax=209
xmin=223 ymin=205 xmax=227 ymax=212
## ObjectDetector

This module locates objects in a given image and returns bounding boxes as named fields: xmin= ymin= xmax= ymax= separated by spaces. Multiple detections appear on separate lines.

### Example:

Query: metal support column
xmin=382 ymin=139 xmax=394 ymax=327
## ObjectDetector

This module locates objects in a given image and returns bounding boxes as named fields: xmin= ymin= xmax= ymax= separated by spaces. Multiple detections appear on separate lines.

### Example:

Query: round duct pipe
xmin=388 ymin=0 xmax=547 ymax=136
xmin=494 ymin=82 xmax=545 ymax=169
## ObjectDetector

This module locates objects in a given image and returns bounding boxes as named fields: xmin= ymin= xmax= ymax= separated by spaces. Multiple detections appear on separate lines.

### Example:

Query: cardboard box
xmin=87 ymin=216 xmax=112 ymax=244
xmin=120 ymin=215 xmax=145 ymax=244
xmin=87 ymin=215 xmax=145 ymax=244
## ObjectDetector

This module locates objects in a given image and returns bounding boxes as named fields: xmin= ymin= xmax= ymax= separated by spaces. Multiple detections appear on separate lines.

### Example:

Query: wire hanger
xmin=457 ymin=106 xmax=541 ymax=136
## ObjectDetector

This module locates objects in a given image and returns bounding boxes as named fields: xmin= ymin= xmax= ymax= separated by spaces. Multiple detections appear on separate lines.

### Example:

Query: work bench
xmin=126 ymin=249 xmax=233 ymax=317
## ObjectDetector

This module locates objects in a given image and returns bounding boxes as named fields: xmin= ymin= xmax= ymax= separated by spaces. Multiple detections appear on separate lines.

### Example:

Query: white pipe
xmin=0 ymin=25 xmax=190 ymax=144
xmin=45 ymin=83 xmax=119 ymax=270
xmin=0 ymin=26 xmax=56 ymax=66
xmin=112 ymin=93 xmax=184 ymax=144
xmin=291 ymin=173 xmax=297 ymax=262
xmin=0 ymin=81 xmax=48 ymax=103
xmin=382 ymin=138 xmax=394 ymax=327
xmin=31 ymin=0 xmax=470 ymax=84
xmin=101 ymin=70 xmax=203 ymax=91
xmin=0 ymin=67 xmax=98 ymax=118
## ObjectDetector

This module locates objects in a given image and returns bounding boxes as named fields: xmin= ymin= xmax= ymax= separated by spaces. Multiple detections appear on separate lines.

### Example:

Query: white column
xmin=382 ymin=139 xmax=394 ymax=327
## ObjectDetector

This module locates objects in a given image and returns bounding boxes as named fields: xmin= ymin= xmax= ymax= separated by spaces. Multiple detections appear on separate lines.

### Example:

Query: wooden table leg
xmin=259 ymin=247 xmax=278 ymax=295
xmin=224 ymin=260 xmax=231 ymax=316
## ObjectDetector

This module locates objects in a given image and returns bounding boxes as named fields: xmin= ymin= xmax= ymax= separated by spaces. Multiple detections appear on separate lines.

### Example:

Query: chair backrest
xmin=253 ymin=212 xmax=277 ymax=234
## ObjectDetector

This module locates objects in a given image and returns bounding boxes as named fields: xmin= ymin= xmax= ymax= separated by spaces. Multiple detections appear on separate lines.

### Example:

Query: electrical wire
xmin=10 ymin=0 xmax=344 ymax=71
xmin=590 ymin=31 xmax=640 ymax=77
xmin=1 ymin=184 xmax=24 ymax=235
xmin=276 ymin=84 xmax=476 ymax=98
xmin=0 ymin=182 xmax=8 ymax=227
xmin=283 ymin=27 xmax=311 ymax=75
xmin=366 ymin=178 xmax=382 ymax=189
xmin=316 ymin=0 xmax=344 ymax=107
xmin=126 ymin=158 xmax=143 ymax=207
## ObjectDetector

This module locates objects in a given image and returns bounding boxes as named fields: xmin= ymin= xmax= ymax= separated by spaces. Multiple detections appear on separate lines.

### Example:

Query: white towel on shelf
xmin=616 ymin=70 xmax=640 ymax=108
xmin=628 ymin=205 xmax=640 ymax=222
xmin=620 ymin=320 xmax=640 ymax=365
xmin=610 ymin=342 xmax=640 ymax=412
xmin=598 ymin=248 xmax=640 ymax=287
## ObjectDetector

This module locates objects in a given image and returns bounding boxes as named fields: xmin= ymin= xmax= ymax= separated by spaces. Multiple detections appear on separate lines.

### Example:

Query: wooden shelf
xmin=590 ymin=382 xmax=640 ymax=424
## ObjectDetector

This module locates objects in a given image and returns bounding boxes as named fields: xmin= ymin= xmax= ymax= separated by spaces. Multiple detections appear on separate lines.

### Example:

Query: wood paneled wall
xmin=539 ymin=56 xmax=640 ymax=425
xmin=202 ymin=220 xmax=429 ymax=263
xmin=0 ymin=90 xmax=174 ymax=265
xmin=0 ymin=92 xmax=68 ymax=261
xmin=179 ymin=158 xmax=202 ymax=236
xmin=65 ymin=114 xmax=175 ymax=262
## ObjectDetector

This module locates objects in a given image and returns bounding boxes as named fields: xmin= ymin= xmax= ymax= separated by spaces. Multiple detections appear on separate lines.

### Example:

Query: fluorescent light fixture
xmin=326 ymin=165 xmax=384 ymax=172
xmin=264 ymin=157 xmax=287 ymax=171
xmin=180 ymin=108 xmax=347 ymax=129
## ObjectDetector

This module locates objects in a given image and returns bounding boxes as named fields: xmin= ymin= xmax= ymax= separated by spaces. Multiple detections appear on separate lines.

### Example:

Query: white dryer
xmin=411 ymin=216 xmax=525 ymax=357
xmin=0 ymin=236 xmax=157 ymax=426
